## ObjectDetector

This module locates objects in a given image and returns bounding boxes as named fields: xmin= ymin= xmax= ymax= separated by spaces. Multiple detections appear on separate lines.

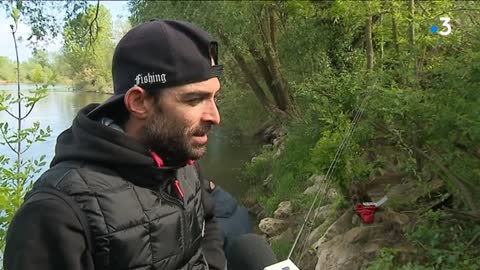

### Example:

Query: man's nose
xmin=202 ymin=101 xmax=221 ymax=125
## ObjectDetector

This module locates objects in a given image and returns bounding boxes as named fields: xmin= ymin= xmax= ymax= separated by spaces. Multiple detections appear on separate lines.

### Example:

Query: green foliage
xmin=405 ymin=210 xmax=480 ymax=269
xmin=0 ymin=56 xmax=16 ymax=82
xmin=0 ymin=49 xmax=64 ymax=84
xmin=1 ymin=0 xmax=89 ymax=43
xmin=63 ymin=4 xmax=114 ymax=92
xmin=0 ymin=86 xmax=52 ymax=251
xmin=217 ymin=69 xmax=269 ymax=134
xmin=369 ymin=210 xmax=480 ymax=269
xmin=270 ymin=238 xmax=292 ymax=260
xmin=367 ymin=248 xmax=397 ymax=270
xmin=233 ymin=0 xmax=480 ymax=267
xmin=244 ymin=150 xmax=274 ymax=184
xmin=0 ymin=8 xmax=52 ymax=252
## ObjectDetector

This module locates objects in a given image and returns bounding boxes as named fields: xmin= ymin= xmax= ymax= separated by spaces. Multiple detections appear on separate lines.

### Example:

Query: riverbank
xmin=241 ymin=123 xmax=480 ymax=270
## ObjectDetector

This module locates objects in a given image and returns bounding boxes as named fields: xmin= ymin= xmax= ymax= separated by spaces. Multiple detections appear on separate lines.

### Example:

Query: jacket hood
xmin=50 ymin=104 xmax=180 ymax=185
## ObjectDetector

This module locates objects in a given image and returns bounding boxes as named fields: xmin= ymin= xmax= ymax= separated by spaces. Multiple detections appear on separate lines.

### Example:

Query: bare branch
xmin=20 ymin=103 xmax=37 ymax=121
xmin=0 ymin=127 xmax=18 ymax=154
xmin=80 ymin=0 xmax=100 ymax=49
xmin=466 ymin=232 xmax=480 ymax=249
xmin=89 ymin=0 xmax=100 ymax=44
xmin=11 ymin=14 xmax=23 ymax=173
xmin=21 ymin=144 xmax=32 ymax=155
xmin=4 ymin=109 xmax=18 ymax=119
xmin=417 ymin=1 xmax=429 ymax=17
xmin=20 ymin=123 xmax=40 ymax=154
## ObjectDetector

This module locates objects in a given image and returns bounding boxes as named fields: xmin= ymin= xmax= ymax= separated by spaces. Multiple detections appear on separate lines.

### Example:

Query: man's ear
xmin=124 ymin=86 xmax=153 ymax=120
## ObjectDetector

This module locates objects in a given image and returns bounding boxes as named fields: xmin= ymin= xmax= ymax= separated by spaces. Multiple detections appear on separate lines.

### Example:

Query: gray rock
xmin=304 ymin=184 xmax=337 ymax=201
xmin=313 ymin=209 xmax=414 ymax=270
xmin=303 ymin=175 xmax=328 ymax=195
xmin=273 ymin=201 xmax=293 ymax=219
xmin=315 ymin=225 xmax=385 ymax=270
xmin=314 ymin=204 xmax=333 ymax=222
xmin=261 ymin=125 xmax=276 ymax=143
xmin=351 ymin=213 xmax=360 ymax=226
xmin=303 ymin=182 xmax=323 ymax=195
xmin=312 ymin=209 xmax=355 ymax=250
xmin=309 ymin=175 xmax=327 ymax=183
xmin=326 ymin=188 xmax=339 ymax=201
xmin=274 ymin=143 xmax=285 ymax=158
xmin=306 ymin=225 xmax=324 ymax=248
xmin=375 ymin=209 xmax=410 ymax=226
xmin=272 ymin=137 xmax=282 ymax=147
xmin=259 ymin=218 xmax=288 ymax=237
xmin=262 ymin=174 xmax=274 ymax=191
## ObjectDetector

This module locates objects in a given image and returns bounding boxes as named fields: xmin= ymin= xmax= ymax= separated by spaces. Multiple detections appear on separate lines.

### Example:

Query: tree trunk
xmin=217 ymin=30 xmax=274 ymax=111
xmin=408 ymin=0 xmax=419 ymax=80
xmin=260 ymin=7 xmax=293 ymax=113
xmin=379 ymin=14 xmax=384 ymax=68
xmin=366 ymin=16 xmax=374 ymax=70
xmin=269 ymin=6 xmax=278 ymax=54
xmin=391 ymin=13 xmax=400 ymax=57
xmin=248 ymin=44 xmax=276 ymax=100
xmin=408 ymin=0 xmax=415 ymax=50
xmin=234 ymin=53 xmax=274 ymax=111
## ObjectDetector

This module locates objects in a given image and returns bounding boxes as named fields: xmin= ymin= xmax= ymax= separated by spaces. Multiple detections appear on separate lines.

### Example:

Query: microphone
xmin=226 ymin=234 xmax=278 ymax=270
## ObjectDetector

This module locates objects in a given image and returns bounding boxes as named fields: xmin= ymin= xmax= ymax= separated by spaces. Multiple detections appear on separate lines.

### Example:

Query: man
xmin=4 ymin=19 xmax=226 ymax=270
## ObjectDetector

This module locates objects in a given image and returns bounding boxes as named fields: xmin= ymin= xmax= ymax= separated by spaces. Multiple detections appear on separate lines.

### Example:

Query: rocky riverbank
xmin=242 ymin=124 xmax=471 ymax=269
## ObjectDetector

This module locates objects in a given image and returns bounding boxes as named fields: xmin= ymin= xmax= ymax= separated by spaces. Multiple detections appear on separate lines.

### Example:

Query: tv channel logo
xmin=431 ymin=17 xmax=452 ymax=36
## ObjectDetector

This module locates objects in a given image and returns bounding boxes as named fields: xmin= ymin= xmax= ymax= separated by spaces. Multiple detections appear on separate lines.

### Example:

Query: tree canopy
xmin=63 ymin=4 xmax=114 ymax=92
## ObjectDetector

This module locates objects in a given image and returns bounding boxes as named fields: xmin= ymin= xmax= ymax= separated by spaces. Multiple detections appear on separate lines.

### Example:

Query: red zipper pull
xmin=150 ymin=151 xmax=164 ymax=167
xmin=174 ymin=179 xmax=184 ymax=199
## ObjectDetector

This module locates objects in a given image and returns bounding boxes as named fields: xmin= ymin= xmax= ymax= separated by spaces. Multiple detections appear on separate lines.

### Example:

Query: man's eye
xmin=188 ymin=99 xmax=202 ymax=105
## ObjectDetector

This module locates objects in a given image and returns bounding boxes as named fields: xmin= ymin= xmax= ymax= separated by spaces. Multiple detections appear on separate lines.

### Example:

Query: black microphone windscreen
xmin=226 ymin=234 xmax=278 ymax=270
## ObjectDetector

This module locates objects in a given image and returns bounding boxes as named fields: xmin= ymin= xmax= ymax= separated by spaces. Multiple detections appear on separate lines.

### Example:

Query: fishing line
xmin=295 ymin=100 xmax=368 ymax=263
xmin=287 ymin=81 xmax=376 ymax=263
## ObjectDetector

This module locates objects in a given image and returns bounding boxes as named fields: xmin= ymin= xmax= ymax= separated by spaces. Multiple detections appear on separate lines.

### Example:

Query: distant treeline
xmin=1 ymin=4 xmax=129 ymax=93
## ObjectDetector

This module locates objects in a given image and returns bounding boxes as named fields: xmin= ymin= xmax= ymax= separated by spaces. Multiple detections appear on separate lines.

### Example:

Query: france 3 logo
xmin=430 ymin=17 xmax=452 ymax=36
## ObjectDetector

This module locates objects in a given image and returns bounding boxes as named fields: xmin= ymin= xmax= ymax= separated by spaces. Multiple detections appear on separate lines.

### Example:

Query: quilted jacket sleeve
xmin=3 ymin=194 xmax=94 ymax=270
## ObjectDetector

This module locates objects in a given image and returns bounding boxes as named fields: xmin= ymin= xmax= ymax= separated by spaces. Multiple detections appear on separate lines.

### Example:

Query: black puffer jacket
xmin=4 ymin=104 xmax=225 ymax=270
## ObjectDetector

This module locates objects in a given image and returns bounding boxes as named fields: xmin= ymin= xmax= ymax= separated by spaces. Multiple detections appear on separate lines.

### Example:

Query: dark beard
xmin=143 ymin=108 xmax=211 ymax=166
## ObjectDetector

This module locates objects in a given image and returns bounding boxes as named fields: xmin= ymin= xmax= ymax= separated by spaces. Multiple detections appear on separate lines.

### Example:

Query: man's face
xmin=143 ymin=77 xmax=221 ymax=164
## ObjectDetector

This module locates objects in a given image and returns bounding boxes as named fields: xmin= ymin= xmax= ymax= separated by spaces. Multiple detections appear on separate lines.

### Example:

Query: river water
xmin=0 ymin=84 xmax=260 ymax=198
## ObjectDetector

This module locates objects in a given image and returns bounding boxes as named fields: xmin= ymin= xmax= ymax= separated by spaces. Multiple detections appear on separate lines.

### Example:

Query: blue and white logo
xmin=431 ymin=17 xmax=452 ymax=36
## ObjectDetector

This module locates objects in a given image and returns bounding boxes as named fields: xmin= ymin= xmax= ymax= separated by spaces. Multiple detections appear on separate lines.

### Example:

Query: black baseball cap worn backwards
xmin=88 ymin=19 xmax=223 ymax=117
